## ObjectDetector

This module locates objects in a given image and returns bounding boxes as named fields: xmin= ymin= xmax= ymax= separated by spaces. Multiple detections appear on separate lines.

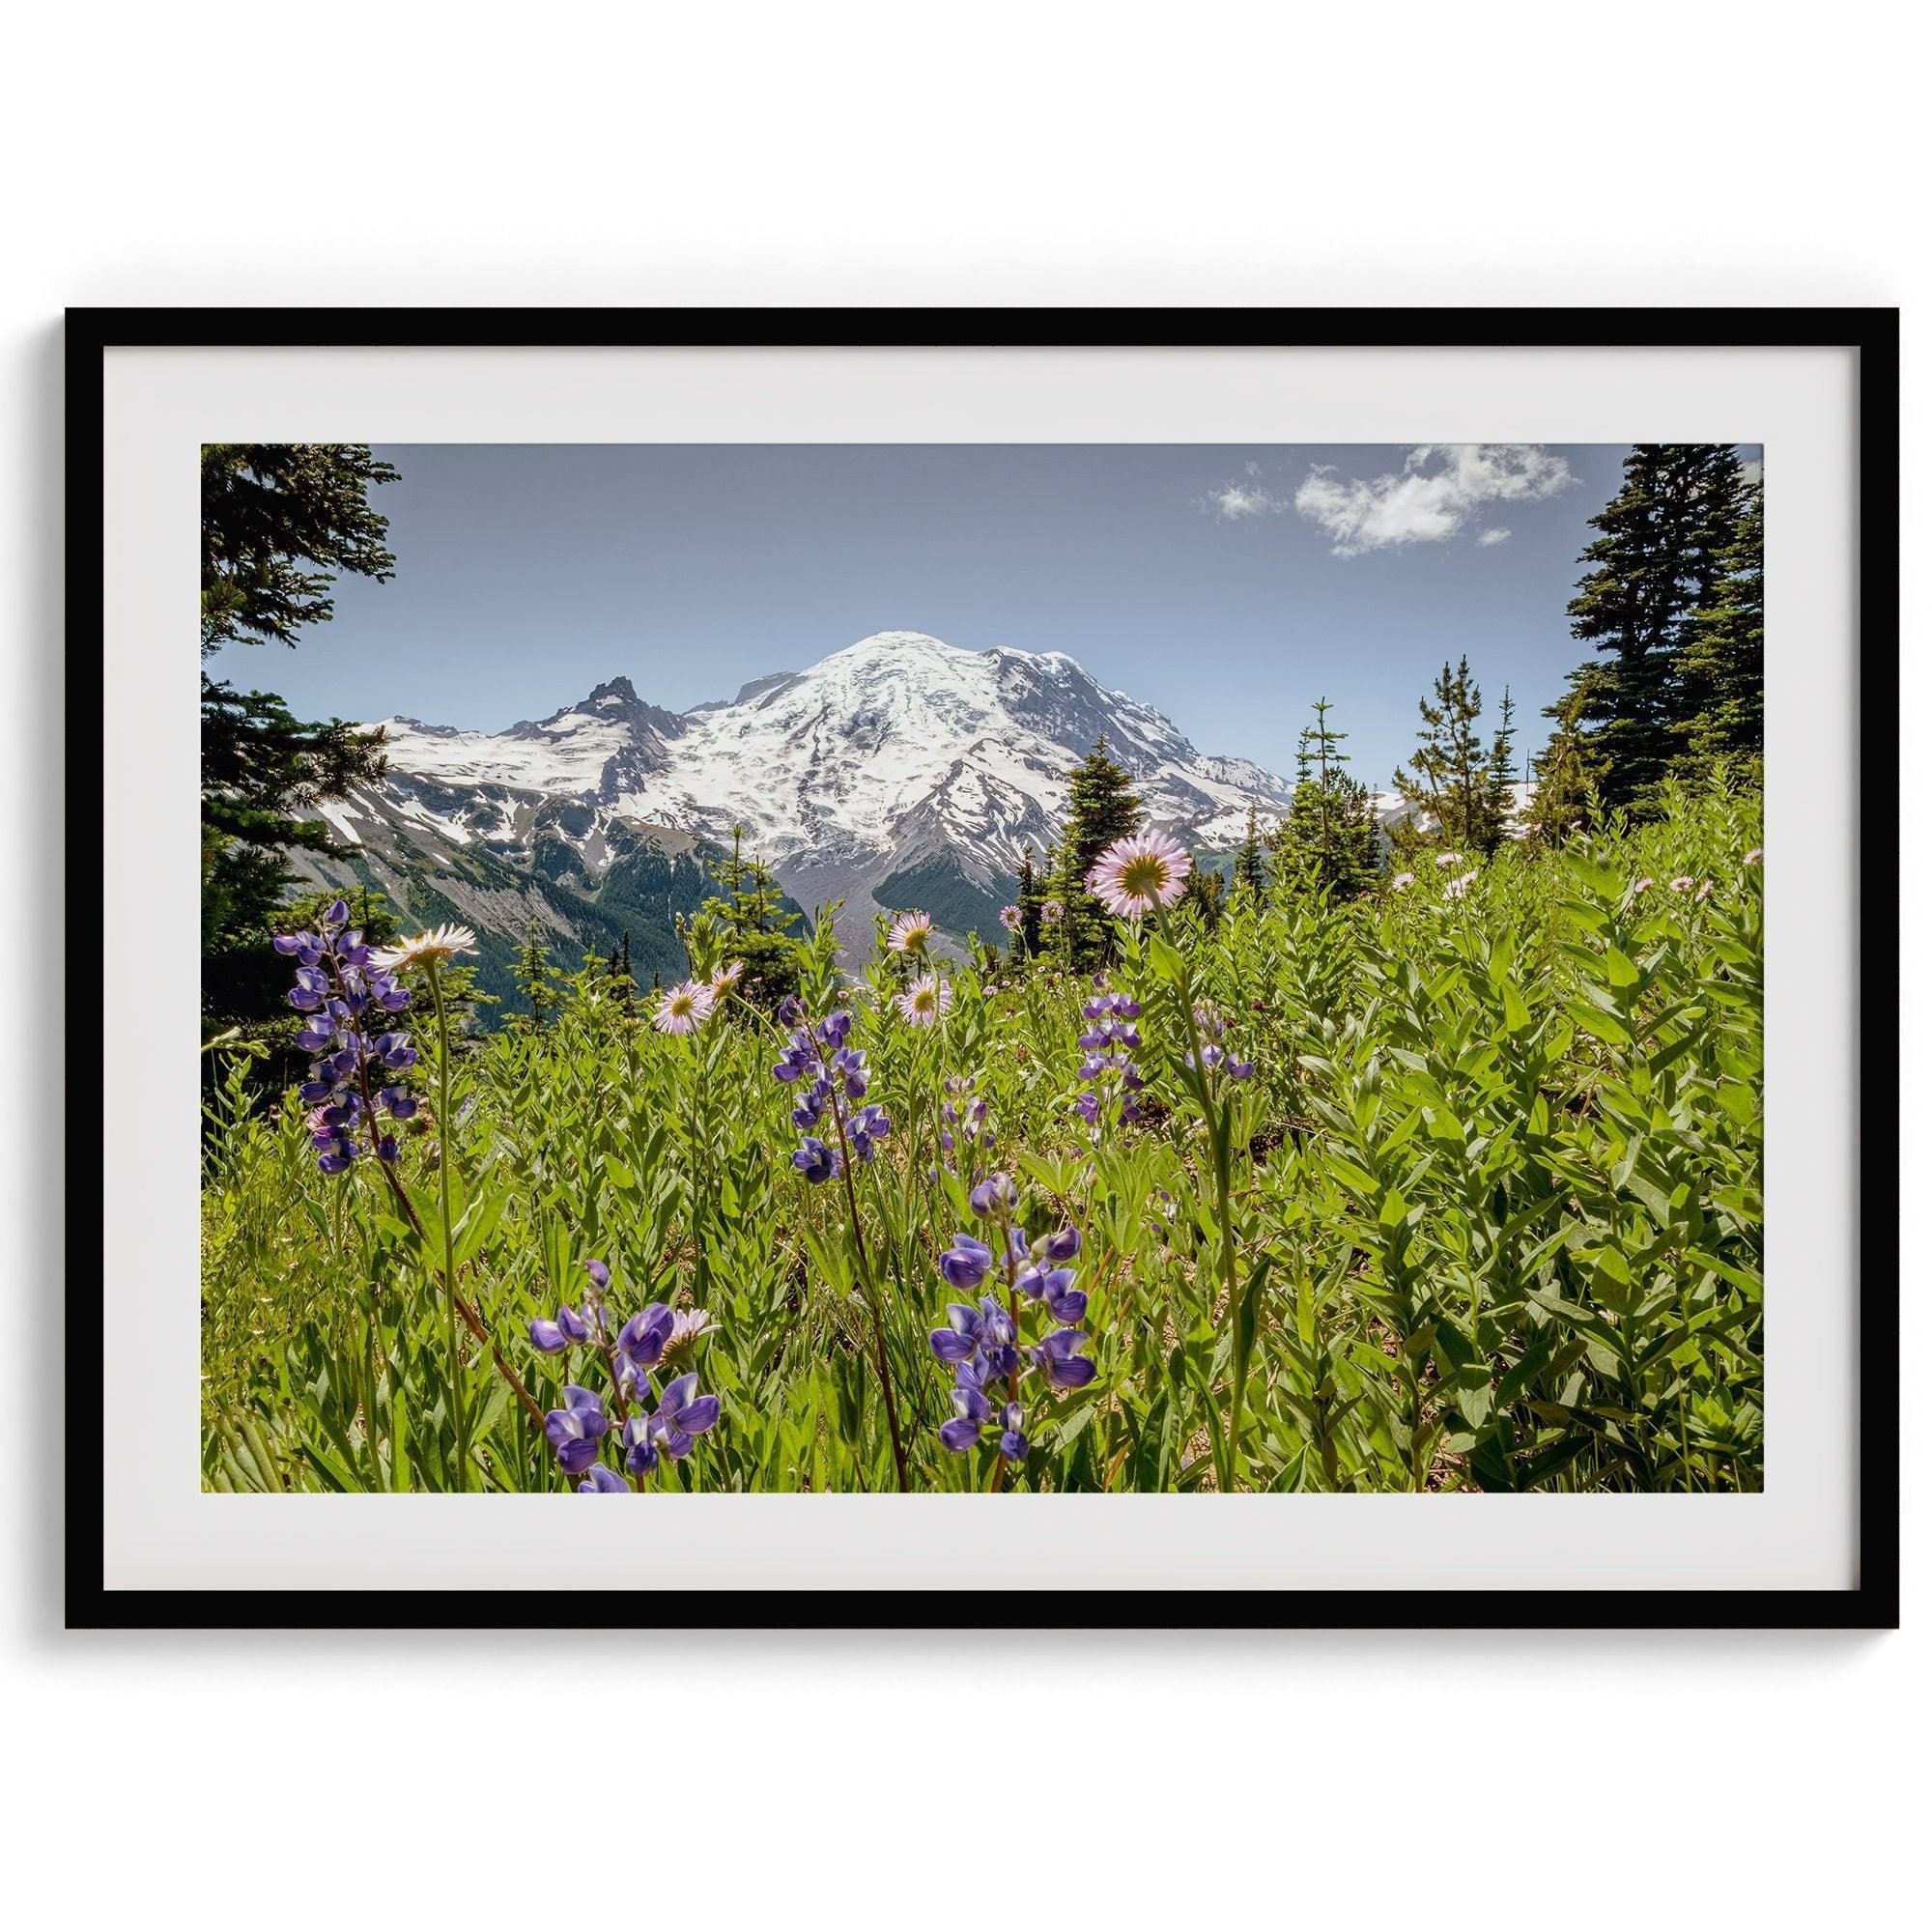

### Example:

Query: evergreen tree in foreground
xmin=200 ymin=444 xmax=399 ymax=1037
xmin=1052 ymin=738 xmax=1143 ymax=969
xmin=1392 ymin=660 xmax=1489 ymax=855
xmin=1274 ymin=697 xmax=1379 ymax=897
xmin=1554 ymin=442 xmax=1747 ymax=811
xmin=1674 ymin=477 xmax=1764 ymax=769
xmin=701 ymin=823 xmax=804 ymax=1009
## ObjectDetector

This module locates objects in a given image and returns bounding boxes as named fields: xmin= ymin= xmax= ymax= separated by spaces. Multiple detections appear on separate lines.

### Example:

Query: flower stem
xmin=1155 ymin=904 xmax=1243 ymax=1490
xmin=426 ymin=962 xmax=468 ymax=1492
xmin=829 ymin=1091 xmax=909 ymax=1492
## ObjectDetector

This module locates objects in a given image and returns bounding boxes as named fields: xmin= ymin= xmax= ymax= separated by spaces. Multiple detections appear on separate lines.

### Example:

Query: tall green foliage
xmin=202 ymin=787 xmax=1764 ymax=1495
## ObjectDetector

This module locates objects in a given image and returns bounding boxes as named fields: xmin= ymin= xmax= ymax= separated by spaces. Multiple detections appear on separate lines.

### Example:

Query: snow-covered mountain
xmin=326 ymin=631 xmax=1299 ymax=952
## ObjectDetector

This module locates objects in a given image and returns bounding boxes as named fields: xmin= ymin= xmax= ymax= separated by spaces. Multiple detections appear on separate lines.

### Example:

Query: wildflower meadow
xmin=201 ymin=783 xmax=1764 ymax=1496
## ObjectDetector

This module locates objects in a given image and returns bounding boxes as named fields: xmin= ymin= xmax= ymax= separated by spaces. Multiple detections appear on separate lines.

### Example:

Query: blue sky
xmin=207 ymin=441 xmax=1752 ymax=788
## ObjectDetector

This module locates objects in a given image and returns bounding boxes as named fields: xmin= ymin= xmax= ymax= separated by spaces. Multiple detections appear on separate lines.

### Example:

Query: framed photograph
xmin=75 ymin=307 xmax=1897 ymax=1629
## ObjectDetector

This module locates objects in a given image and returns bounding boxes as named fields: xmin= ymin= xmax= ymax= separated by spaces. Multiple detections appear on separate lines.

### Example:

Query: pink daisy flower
xmin=709 ymin=959 xmax=745 ymax=1000
xmin=886 ymin=910 xmax=934 ymax=955
xmin=1744 ymin=847 xmax=1763 ymax=867
xmin=1633 ymin=876 xmax=1655 ymax=894
xmin=653 ymin=980 xmax=716 ymax=1035
xmin=1442 ymin=869 xmax=1478 ymax=900
xmin=1669 ymin=875 xmax=1695 ymax=894
xmin=1390 ymin=871 xmax=1415 ymax=892
xmin=663 ymin=1307 xmax=716 ymax=1356
xmin=1040 ymin=898 xmax=1065 ymax=923
xmin=998 ymin=904 xmax=1022 ymax=932
xmin=1087 ymin=830 xmax=1192 ymax=917
xmin=895 ymin=973 xmax=952 ymax=1028
xmin=1435 ymin=851 xmax=1463 ymax=870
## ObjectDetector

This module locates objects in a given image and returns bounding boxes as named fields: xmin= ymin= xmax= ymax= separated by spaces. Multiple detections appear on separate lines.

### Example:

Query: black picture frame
xmin=69 ymin=305 xmax=1900 ymax=1632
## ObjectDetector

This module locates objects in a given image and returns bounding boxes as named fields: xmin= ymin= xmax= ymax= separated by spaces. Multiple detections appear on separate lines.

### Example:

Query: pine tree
xmin=603 ymin=929 xmax=637 ymax=1018
xmin=1233 ymin=803 xmax=1269 ymax=898
xmin=1052 ymin=738 xmax=1143 ymax=969
xmin=1392 ymin=659 xmax=1499 ymax=854
xmin=1273 ymin=697 xmax=1379 ymax=898
xmin=1014 ymin=847 xmax=1043 ymax=957
xmin=702 ymin=824 xmax=804 ymax=1009
xmin=514 ymin=920 xmax=560 ymax=1031
xmin=1524 ymin=687 xmax=1599 ymax=844
xmin=1477 ymin=686 xmax=1520 ymax=858
xmin=1674 ymin=477 xmax=1764 ymax=768
xmin=1558 ymin=443 xmax=1747 ymax=810
xmin=200 ymin=444 xmax=399 ymax=1037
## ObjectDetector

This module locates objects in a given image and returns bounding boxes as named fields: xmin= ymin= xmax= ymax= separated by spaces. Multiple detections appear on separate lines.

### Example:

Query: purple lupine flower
xmin=621 ymin=1412 xmax=660 ymax=1475
xmin=1033 ymin=1327 xmax=1097 ymax=1389
xmin=928 ymin=1294 xmax=1014 ymax=1365
xmin=939 ymin=1375 xmax=994 ymax=1452
xmin=578 ymin=1463 xmax=628 ymax=1493
xmin=615 ymin=1304 xmax=675 ymax=1393
xmin=776 ymin=1009 xmax=880 ymax=1178
xmin=939 ymin=1234 xmax=993 ymax=1291
xmin=277 ymin=900 xmax=418 ymax=1172
xmin=1017 ymin=1263 xmax=1087 ymax=1325
xmin=969 ymin=1172 xmax=1019 ymax=1219
xmin=936 ymin=1077 xmax=993 ymax=1172
xmin=528 ymin=1302 xmax=592 ymax=1353
xmin=650 ymin=1372 xmax=722 ymax=1458
xmin=925 ymin=1177 xmax=1100 ymax=1463
xmin=848 ymin=1102 xmax=893 ymax=1162
xmin=544 ymin=1385 xmax=611 ymax=1473
xmin=792 ymin=1137 xmax=839 ymax=1184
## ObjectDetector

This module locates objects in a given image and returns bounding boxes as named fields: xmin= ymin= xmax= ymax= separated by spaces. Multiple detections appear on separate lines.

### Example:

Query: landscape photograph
xmin=199 ymin=440 xmax=1766 ymax=1496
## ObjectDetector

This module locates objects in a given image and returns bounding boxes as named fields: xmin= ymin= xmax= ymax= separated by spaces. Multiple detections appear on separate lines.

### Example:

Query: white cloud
xmin=1204 ymin=481 xmax=1291 ymax=520
xmin=1292 ymin=444 xmax=1575 ymax=557
xmin=1476 ymin=526 xmax=1513 ymax=548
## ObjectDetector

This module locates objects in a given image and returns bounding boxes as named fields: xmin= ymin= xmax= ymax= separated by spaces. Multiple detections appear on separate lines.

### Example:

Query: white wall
xmin=3 ymin=5 xmax=1916 ymax=1924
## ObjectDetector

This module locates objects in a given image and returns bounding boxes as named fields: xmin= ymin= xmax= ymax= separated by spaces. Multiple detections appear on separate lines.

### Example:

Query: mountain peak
xmin=585 ymin=674 xmax=639 ymax=704
xmin=831 ymin=629 xmax=958 ymax=659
